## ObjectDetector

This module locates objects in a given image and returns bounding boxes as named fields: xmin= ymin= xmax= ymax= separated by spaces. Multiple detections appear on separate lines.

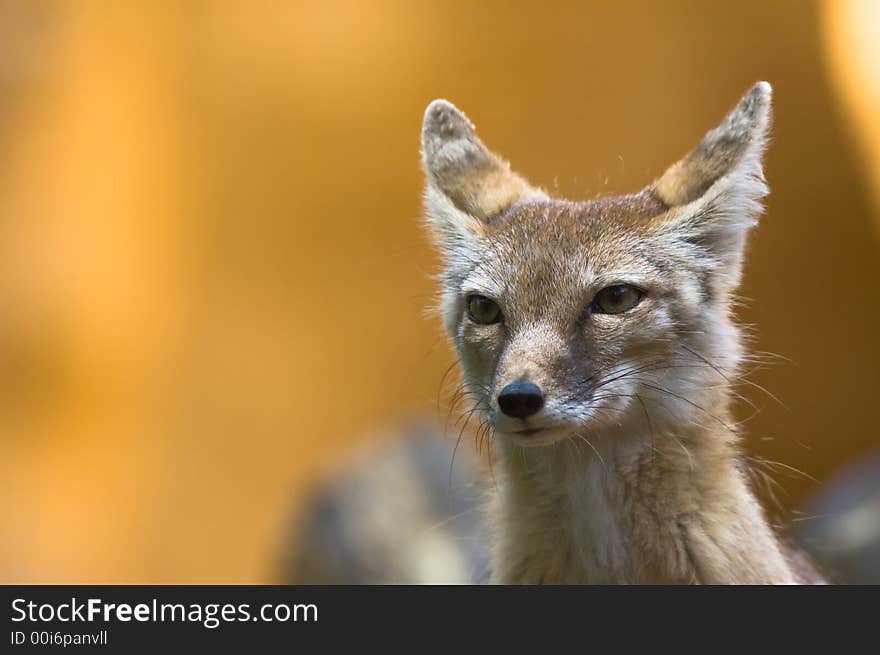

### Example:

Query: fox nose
xmin=497 ymin=381 xmax=545 ymax=419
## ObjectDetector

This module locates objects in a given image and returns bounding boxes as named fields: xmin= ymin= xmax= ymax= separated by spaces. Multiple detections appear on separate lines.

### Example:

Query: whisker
xmin=571 ymin=431 xmax=606 ymax=472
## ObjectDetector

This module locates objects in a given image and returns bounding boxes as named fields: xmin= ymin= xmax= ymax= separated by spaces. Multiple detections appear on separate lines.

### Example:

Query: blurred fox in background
xmin=285 ymin=423 xmax=490 ymax=584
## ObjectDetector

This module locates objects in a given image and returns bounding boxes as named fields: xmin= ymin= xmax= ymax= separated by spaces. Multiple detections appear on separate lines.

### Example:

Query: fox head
xmin=422 ymin=83 xmax=771 ymax=446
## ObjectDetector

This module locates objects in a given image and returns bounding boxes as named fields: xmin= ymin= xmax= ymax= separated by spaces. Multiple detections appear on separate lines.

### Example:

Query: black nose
xmin=497 ymin=381 xmax=545 ymax=419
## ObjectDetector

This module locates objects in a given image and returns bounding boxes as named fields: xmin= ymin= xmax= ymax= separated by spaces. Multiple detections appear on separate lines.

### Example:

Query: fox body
xmin=421 ymin=83 xmax=816 ymax=584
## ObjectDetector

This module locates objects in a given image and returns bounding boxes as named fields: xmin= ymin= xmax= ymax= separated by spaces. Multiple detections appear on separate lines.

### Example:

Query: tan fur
xmin=422 ymin=99 xmax=547 ymax=223
xmin=421 ymin=83 xmax=816 ymax=584
xmin=655 ymin=81 xmax=772 ymax=207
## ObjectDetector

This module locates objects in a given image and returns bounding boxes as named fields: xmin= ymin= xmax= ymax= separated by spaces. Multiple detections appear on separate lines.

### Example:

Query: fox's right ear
xmin=421 ymin=100 xmax=545 ymax=257
xmin=651 ymin=82 xmax=773 ymax=293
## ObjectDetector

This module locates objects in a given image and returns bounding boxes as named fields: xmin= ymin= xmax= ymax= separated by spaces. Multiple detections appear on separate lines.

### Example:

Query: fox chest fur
xmin=489 ymin=427 xmax=795 ymax=584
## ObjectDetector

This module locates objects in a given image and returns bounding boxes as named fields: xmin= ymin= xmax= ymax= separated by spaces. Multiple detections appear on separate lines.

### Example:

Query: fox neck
xmin=488 ymin=391 xmax=795 ymax=584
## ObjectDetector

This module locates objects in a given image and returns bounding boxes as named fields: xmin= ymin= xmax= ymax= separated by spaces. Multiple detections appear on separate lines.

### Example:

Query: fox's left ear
xmin=652 ymin=82 xmax=772 ymax=291
xmin=421 ymin=100 xmax=546 ymax=260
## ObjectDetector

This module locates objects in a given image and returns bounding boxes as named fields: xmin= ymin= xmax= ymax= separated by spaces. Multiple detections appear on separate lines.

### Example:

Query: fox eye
xmin=467 ymin=295 xmax=502 ymax=324
xmin=591 ymin=285 xmax=644 ymax=315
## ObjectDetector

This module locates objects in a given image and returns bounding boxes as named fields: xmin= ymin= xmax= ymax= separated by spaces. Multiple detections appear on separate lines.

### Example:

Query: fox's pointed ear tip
xmin=745 ymin=81 xmax=772 ymax=115
xmin=422 ymin=99 xmax=474 ymax=143
xmin=733 ymin=81 xmax=772 ymax=132
xmin=424 ymin=98 xmax=458 ymax=117
xmin=752 ymin=80 xmax=772 ymax=98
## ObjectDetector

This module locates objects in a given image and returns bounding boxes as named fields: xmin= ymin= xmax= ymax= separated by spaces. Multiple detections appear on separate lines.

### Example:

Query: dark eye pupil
xmin=594 ymin=285 xmax=642 ymax=314
xmin=467 ymin=296 xmax=501 ymax=324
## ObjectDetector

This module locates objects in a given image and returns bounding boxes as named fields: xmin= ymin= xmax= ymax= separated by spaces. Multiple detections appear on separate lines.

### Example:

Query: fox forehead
xmin=488 ymin=189 xmax=668 ymax=236
xmin=461 ymin=192 xmax=674 ymax=302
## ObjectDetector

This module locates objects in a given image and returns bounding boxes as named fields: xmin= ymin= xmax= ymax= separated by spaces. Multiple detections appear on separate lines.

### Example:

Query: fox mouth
xmin=513 ymin=427 xmax=545 ymax=437
xmin=504 ymin=424 xmax=575 ymax=446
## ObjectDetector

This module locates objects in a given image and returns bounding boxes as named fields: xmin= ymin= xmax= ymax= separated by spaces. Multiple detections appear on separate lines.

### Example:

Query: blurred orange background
xmin=1 ymin=1 xmax=878 ymax=583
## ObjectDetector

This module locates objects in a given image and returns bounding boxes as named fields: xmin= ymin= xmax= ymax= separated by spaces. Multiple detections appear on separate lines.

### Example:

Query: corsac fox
xmin=420 ymin=82 xmax=823 ymax=583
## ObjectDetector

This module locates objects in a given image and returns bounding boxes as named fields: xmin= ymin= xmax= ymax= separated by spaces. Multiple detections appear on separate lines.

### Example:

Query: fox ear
xmin=421 ymin=100 xmax=545 ymax=253
xmin=652 ymin=82 xmax=772 ymax=290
